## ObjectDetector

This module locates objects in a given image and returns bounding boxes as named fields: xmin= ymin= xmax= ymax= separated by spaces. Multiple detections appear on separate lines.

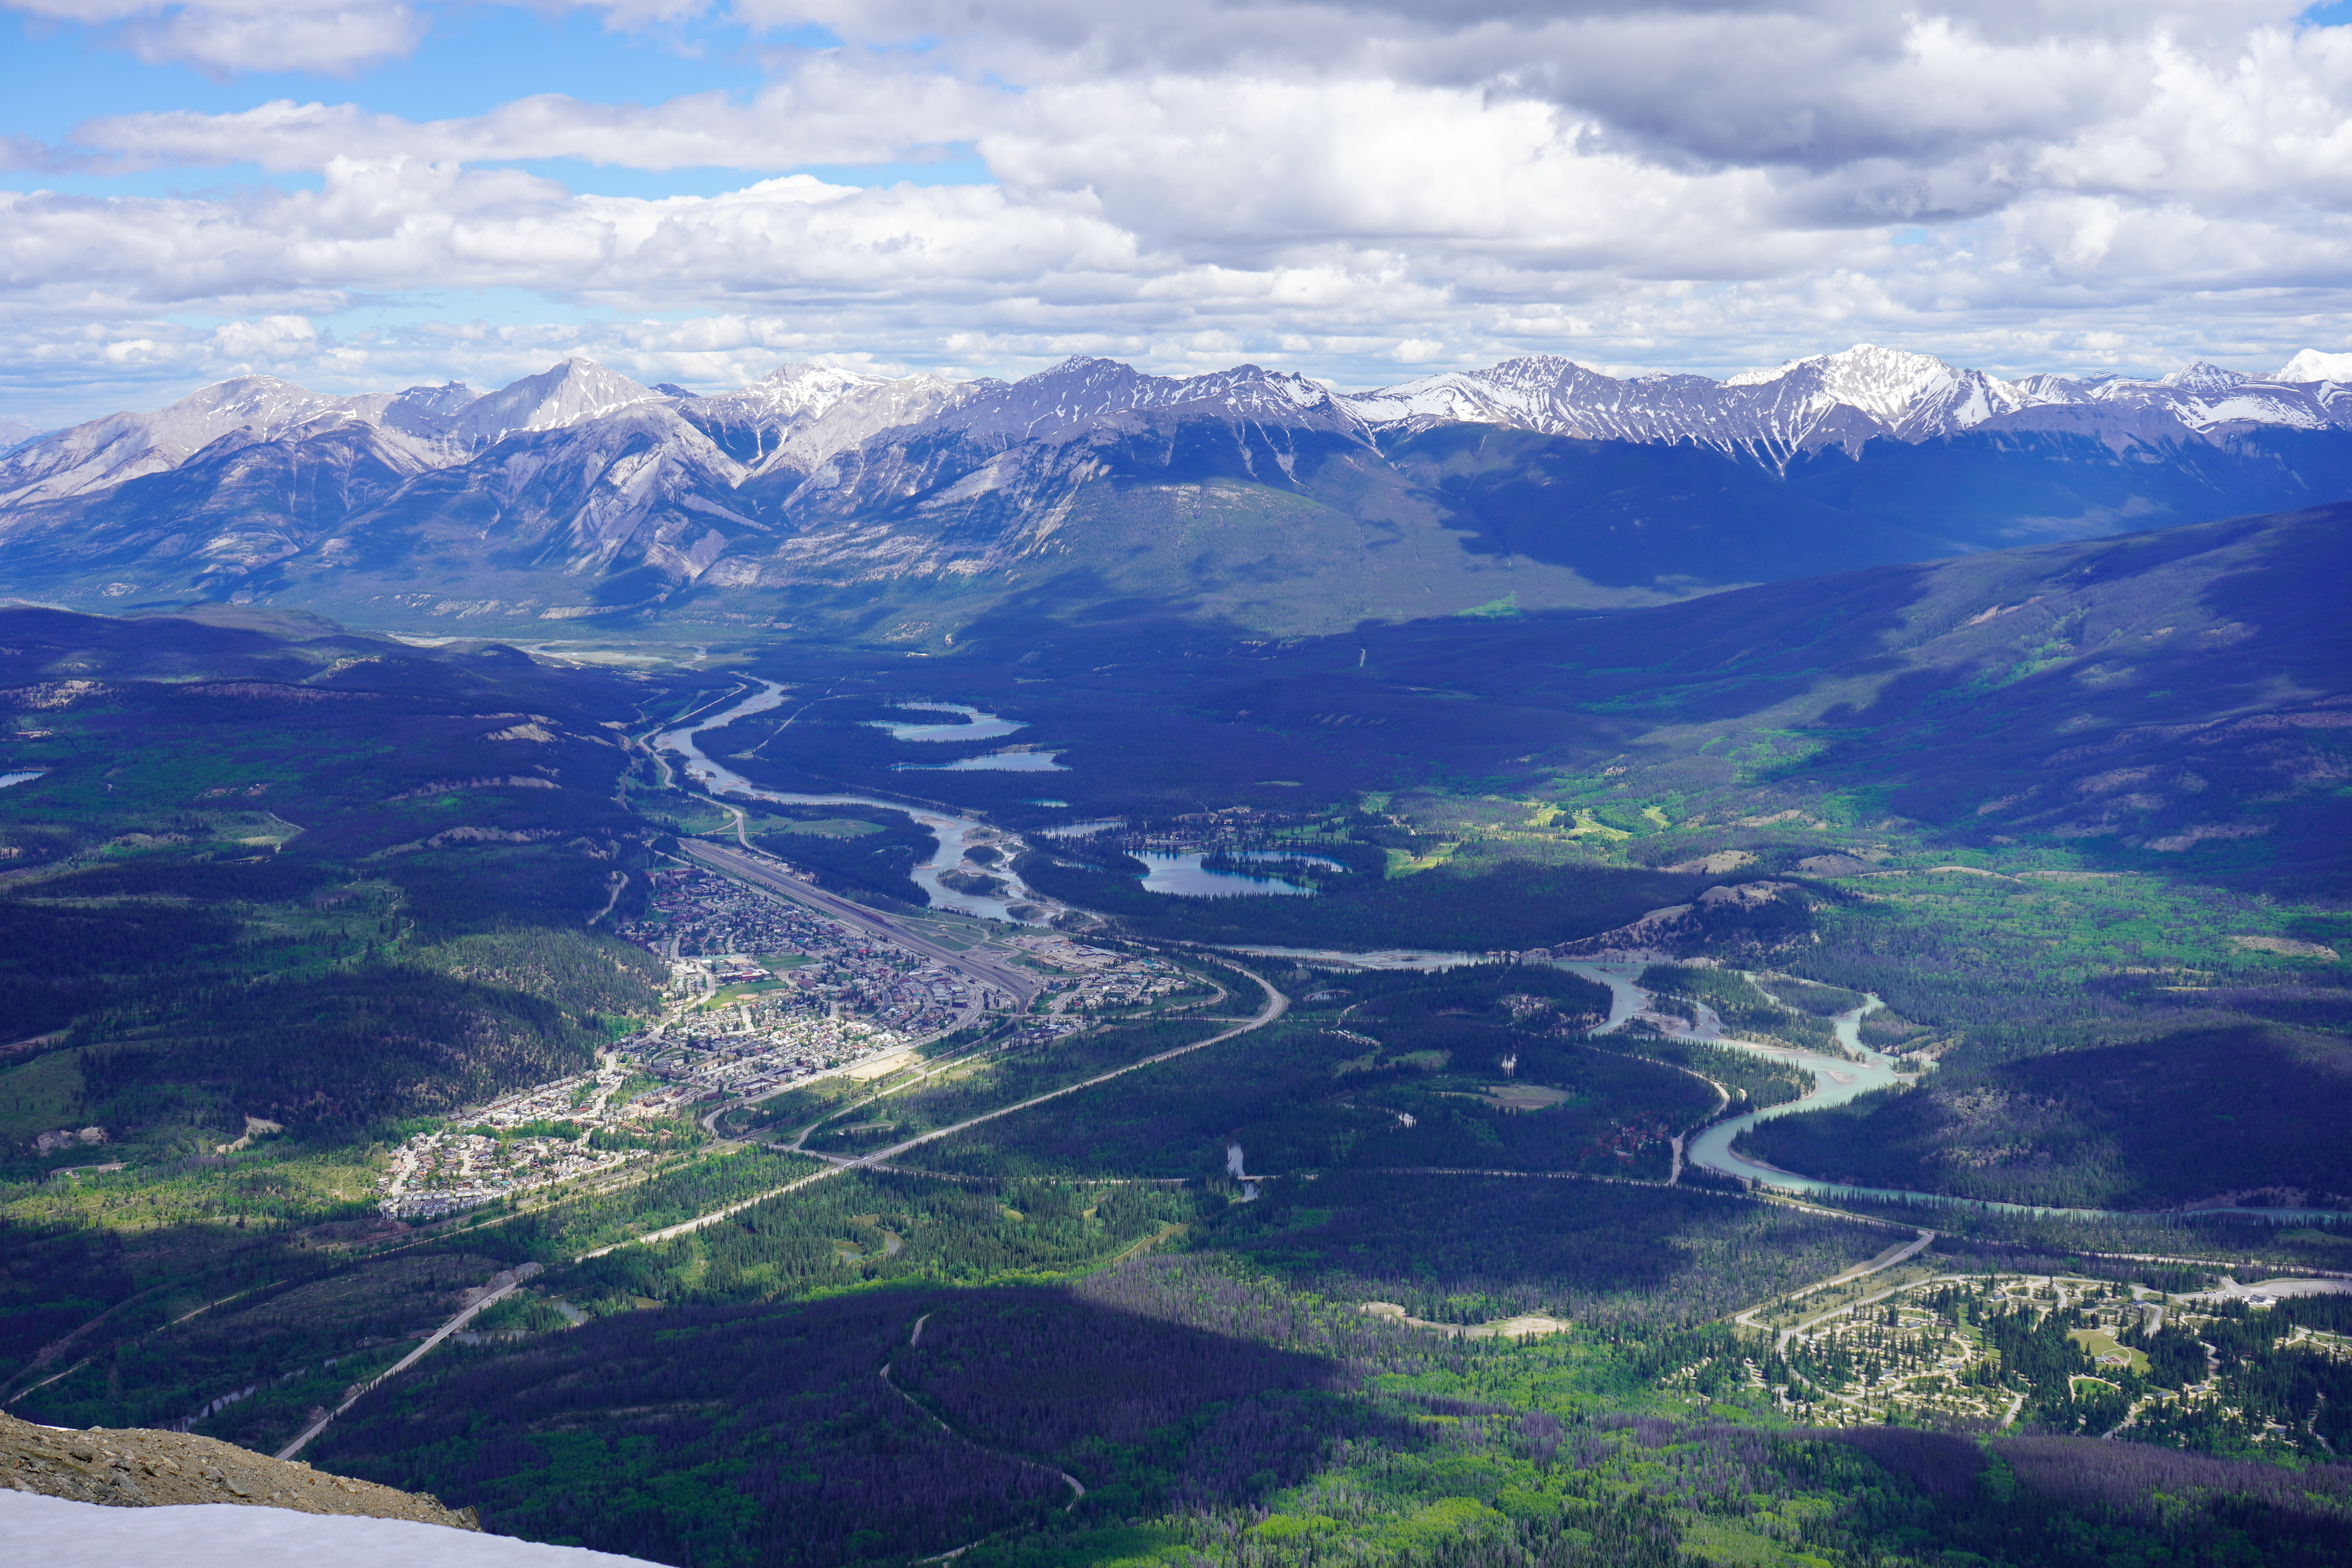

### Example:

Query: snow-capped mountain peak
xmin=6 ymin=342 xmax=2352 ymax=630
xmin=716 ymin=363 xmax=898 ymax=423
xmin=1802 ymin=346 xmax=1964 ymax=417
xmin=2160 ymin=361 xmax=2251 ymax=394
xmin=0 ymin=374 xmax=389 ymax=507
xmin=930 ymin=356 xmax=1358 ymax=447
xmin=2274 ymin=348 xmax=2352 ymax=385
xmin=390 ymin=382 xmax=480 ymax=420
xmin=10 ymin=341 xmax=2352 ymax=536
xmin=1343 ymin=345 xmax=2043 ymax=452
xmin=451 ymin=359 xmax=663 ymax=443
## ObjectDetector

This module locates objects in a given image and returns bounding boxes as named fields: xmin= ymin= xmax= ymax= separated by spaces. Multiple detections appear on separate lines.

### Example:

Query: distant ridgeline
xmin=5 ymin=346 xmax=2352 ymax=639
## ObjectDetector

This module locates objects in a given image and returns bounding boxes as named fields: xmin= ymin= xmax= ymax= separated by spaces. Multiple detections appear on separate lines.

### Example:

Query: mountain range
xmin=4 ymin=345 xmax=2352 ymax=638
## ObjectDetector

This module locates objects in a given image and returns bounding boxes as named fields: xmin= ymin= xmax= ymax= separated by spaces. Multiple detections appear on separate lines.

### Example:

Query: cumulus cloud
xmin=5 ymin=0 xmax=2352 ymax=420
xmin=10 ymin=0 xmax=428 ymax=74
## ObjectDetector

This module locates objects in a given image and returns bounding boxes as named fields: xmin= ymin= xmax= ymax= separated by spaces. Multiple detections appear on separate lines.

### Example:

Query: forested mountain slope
xmin=0 ymin=607 xmax=679 ymax=1160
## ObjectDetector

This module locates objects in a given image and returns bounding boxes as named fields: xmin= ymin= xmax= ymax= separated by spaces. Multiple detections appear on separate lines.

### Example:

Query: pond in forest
xmin=864 ymin=704 xmax=1027 ymax=742
xmin=1136 ymin=853 xmax=1316 ymax=898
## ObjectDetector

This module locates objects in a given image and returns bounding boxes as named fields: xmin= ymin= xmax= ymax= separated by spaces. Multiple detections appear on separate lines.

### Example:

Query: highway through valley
xmin=577 ymin=960 xmax=1287 ymax=1261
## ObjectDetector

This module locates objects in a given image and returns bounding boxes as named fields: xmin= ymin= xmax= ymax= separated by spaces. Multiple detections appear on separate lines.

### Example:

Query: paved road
xmin=577 ymin=962 xmax=1289 ymax=1261
xmin=275 ymin=1272 xmax=528 ymax=1461
xmin=683 ymin=838 xmax=1042 ymax=1008
xmin=1733 ymin=1227 xmax=1937 ymax=1352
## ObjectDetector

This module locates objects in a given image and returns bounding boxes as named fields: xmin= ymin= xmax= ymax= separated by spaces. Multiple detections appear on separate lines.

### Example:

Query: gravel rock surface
xmin=0 ymin=1409 xmax=478 ymax=1529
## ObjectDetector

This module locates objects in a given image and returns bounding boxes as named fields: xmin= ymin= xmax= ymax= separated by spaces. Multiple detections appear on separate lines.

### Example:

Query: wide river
xmin=1218 ymin=947 xmax=2352 ymax=1224
xmin=656 ymin=679 xmax=1044 ymax=922
xmin=1565 ymin=959 xmax=2352 ymax=1223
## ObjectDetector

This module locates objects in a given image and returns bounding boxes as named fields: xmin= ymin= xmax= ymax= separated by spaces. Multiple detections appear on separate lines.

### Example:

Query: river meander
xmin=1563 ymin=960 xmax=2352 ymax=1223
xmin=1231 ymin=947 xmax=2352 ymax=1225
xmin=656 ymin=679 xmax=1044 ymax=922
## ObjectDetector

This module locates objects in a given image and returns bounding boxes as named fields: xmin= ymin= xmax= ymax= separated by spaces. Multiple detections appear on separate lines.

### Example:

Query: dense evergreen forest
xmin=1738 ymin=1021 xmax=2352 ymax=1208
xmin=915 ymin=965 xmax=1724 ymax=1186
xmin=314 ymin=1255 xmax=2352 ymax=1568
xmin=1017 ymin=844 xmax=1711 ymax=952
xmin=0 ymin=608 xmax=684 ymax=1165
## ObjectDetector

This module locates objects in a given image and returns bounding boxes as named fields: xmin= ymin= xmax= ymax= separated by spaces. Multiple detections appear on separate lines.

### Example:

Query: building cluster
xmin=616 ymin=865 xmax=819 ymax=959
xmin=379 ymin=1125 xmax=635 ymax=1220
xmin=377 ymin=1059 xmax=640 ymax=1219
xmin=1698 ymin=1271 xmax=2326 ymax=1437
xmin=380 ymin=862 xmax=1032 ymax=1217
xmin=1005 ymin=934 xmax=1189 ymax=1013
xmin=633 ymin=975 xmax=910 ymax=1108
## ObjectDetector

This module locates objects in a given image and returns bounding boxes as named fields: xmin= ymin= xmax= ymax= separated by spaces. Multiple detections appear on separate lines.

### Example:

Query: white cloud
xmin=10 ymin=0 xmax=428 ymax=74
xmin=67 ymin=58 xmax=1005 ymax=173
xmin=6 ymin=0 xmax=2352 ymax=421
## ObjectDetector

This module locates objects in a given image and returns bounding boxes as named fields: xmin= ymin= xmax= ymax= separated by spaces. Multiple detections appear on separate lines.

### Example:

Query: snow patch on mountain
xmin=0 ymin=377 xmax=371 ymax=506
xmin=936 ymin=357 xmax=1361 ymax=448
xmin=7 ymin=341 xmax=2352 ymax=615
xmin=2276 ymin=348 xmax=2352 ymax=384
xmin=683 ymin=364 xmax=965 ymax=477
xmin=697 ymin=362 xmax=894 ymax=424
xmin=1339 ymin=344 xmax=2352 ymax=453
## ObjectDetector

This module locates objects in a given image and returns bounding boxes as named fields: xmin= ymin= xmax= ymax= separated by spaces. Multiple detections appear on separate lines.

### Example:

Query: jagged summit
xmin=12 ymin=343 xmax=2347 ymax=501
xmin=1334 ymin=343 xmax=2352 ymax=450
xmin=708 ymin=362 xmax=898 ymax=421
xmin=1340 ymin=345 xmax=2028 ymax=450
xmin=935 ymin=356 xmax=1350 ymax=446
xmin=4 ymin=342 xmax=2350 ymax=632
xmin=2161 ymin=361 xmax=2252 ymax=394
xmin=0 ymin=375 xmax=399 ymax=508
xmin=450 ymin=358 xmax=662 ymax=443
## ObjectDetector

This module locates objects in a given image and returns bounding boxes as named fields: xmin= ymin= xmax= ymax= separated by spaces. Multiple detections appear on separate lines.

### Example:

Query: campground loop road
xmin=1731 ymin=1228 xmax=1938 ymax=1352
xmin=575 ymin=962 xmax=1289 ymax=1261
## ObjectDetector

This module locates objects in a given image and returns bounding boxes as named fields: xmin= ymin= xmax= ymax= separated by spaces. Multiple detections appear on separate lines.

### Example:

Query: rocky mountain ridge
xmin=3 ymin=345 xmax=2350 ymax=636
xmin=0 ymin=1408 xmax=477 ymax=1527
xmin=1351 ymin=345 xmax=2352 ymax=452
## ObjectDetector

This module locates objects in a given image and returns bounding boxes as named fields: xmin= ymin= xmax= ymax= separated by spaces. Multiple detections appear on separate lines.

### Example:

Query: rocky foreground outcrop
xmin=0 ymin=1409 xmax=477 ymax=1529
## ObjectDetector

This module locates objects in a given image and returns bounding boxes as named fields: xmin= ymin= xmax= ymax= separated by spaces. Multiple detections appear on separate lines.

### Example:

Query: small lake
xmin=864 ymin=704 xmax=1027 ymax=743
xmin=1230 ymin=849 xmax=1348 ymax=872
xmin=892 ymin=751 xmax=1067 ymax=773
xmin=0 ymin=771 xmax=45 ymax=789
xmin=1137 ymin=853 xmax=1316 ymax=898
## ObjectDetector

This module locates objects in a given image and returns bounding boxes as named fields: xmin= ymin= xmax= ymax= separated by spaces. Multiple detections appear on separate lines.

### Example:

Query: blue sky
xmin=5 ymin=0 xmax=2352 ymax=424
